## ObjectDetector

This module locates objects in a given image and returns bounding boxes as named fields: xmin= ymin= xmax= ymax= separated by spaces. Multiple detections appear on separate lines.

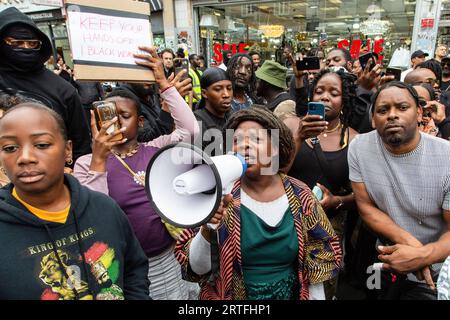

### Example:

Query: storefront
xmin=193 ymin=0 xmax=421 ymax=68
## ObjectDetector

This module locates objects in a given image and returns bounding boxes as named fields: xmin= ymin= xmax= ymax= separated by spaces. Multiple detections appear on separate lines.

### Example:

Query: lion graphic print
xmin=39 ymin=242 xmax=124 ymax=300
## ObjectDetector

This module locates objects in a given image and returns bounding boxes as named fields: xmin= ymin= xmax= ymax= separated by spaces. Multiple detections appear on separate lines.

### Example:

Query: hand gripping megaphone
xmin=145 ymin=142 xmax=247 ymax=228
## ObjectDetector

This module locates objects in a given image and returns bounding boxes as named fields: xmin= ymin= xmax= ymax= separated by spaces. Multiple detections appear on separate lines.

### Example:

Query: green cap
xmin=255 ymin=60 xmax=288 ymax=89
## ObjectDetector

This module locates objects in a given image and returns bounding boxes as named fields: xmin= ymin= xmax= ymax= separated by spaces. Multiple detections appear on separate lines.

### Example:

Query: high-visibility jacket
xmin=186 ymin=68 xmax=202 ymax=104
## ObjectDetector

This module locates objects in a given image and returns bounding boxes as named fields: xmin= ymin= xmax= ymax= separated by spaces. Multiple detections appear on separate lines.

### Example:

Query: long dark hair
xmin=226 ymin=53 xmax=257 ymax=102
xmin=310 ymin=68 xmax=357 ymax=147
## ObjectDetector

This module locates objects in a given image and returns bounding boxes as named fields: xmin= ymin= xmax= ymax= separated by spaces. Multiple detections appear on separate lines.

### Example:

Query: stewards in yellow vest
xmin=186 ymin=54 xmax=203 ymax=106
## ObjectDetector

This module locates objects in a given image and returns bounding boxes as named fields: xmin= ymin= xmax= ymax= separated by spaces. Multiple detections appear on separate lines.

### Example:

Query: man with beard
xmin=194 ymin=68 xmax=232 ymax=155
xmin=227 ymin=53 xmax=256 ymax=112
xmin=348 ymin=81 xmax=450 ymax=300
xmin=0 ymin=7 xmax=91 ymax=163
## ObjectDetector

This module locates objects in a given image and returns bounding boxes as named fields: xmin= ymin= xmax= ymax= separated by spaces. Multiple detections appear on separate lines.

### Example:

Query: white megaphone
xmin=145 ymin=143 xmax=247 ymax=228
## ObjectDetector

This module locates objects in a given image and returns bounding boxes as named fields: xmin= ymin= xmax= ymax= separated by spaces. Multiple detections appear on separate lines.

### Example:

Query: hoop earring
xmin=0 ymin=166 xmax=6 ymax=175
xmin=66 ymin=158 xmax=73 ymax=166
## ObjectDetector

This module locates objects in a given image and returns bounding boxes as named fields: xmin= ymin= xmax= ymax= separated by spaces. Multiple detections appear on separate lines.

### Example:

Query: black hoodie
xmin=0 ymin=7 xmax=91 ymax=163
xmin=0 ymin=174 xmax=149 ymax=300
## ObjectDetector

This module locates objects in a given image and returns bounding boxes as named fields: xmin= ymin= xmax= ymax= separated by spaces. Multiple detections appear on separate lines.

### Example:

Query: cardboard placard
xmin=65 ymin=0 xmax=155 ymax=82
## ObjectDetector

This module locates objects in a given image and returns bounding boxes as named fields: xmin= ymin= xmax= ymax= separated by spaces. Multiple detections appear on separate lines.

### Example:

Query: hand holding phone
xmin=174 ymin=58 xmax=189 ymax=81
xmin=307 ymin=102 xmax=325 ymax=118
xmin=386 ymin=67 xmax=402 ymax=81
xmin=359 ymin=52 xmax=378 ymax=71
xmin=92 ymin=101 xmax=123 ymax=142
xmin=297 ymin=57 xmax=321 ymax=71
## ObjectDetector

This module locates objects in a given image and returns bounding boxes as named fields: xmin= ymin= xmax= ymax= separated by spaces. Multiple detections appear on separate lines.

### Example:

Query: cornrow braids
xmin=225 ymin=106 xmax=295 ymax=171
xmin=226 ymin=53 xmax=258 ymax=102
xmin=309 ymin=68 xmax=357 ymax=147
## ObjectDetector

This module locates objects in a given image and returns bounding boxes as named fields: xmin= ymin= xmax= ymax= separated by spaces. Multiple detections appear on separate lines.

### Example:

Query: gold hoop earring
xmin=66 ymin=159 xmax=73 ymax=166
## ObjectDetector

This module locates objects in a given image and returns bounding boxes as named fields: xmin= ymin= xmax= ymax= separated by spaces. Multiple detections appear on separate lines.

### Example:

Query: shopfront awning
xmin=138 ymin=0 xmax=163 ymax=12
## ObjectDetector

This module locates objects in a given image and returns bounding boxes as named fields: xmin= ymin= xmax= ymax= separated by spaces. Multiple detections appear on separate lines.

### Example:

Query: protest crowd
xmin=0 ymin=4 xmax=450 ymax=301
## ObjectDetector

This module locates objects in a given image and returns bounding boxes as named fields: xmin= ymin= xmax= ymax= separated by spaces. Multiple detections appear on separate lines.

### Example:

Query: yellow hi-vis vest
xmin=186 ymin=68 xmax=202 ymax=104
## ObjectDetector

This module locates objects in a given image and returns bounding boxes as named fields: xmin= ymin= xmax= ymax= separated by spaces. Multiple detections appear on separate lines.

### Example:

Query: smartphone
xmin=320 ymin=32 xmax=328 ymax=42
xmin=307 ymin=102 xmax=325 ymax=118
xmin=297 ymin=57 xmax=321 ymax=71
xmin=359 ymin=52 xmax=378 ymax=71
xmin=92 ymin=101 xmax=123 ymax=141
xmin=312 ymin=185 xmax=323 ymax=201
xmin=386 ymin=67 xmax=402 ymax=81
xmin=174 ymin=58 xmax=189 ymax=80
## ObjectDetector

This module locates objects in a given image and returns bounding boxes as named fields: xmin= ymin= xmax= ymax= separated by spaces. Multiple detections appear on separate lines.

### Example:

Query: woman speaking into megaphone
xmin=73 ymin=46 xmax=200 ymax=300
xmin=175 ymin=107 xmax=342 ymax=300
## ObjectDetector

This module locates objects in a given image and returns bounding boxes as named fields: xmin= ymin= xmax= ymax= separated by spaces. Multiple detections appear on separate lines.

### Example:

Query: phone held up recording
xmin=307 ymin=102 xmax=326 ymax=119
xmin=92 ymin=101 xmax=123 ymax=142
xmin=359 ymin=52 xmax=378 ymax=71
xmin=174 ymin=58 xmax=189 ymax=81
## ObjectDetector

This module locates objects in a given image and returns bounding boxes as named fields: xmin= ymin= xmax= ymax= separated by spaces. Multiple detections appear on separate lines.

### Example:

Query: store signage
xmin=213 ymin=42 xmax=248 ymax=63
xmin=421 ymin=18 xmax=434 ymax=29
xmin=0 ymin=0 xmax=59 ymax=12
xmin=411 ymin=0 xmax=442 ymax=57
xmin=28 ymin=9 xmax=63 ymax=21
xmin=32 ymin=0 xmax=62 ymax=6
xmin=66 ymin=0 xmax=154 ymax=82
xmin=337 ymin=38 xmax=385 ymax=62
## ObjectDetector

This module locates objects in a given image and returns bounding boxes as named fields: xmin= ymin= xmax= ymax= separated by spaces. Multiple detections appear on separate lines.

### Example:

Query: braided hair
xmin=309 ymin=68 xmax=357 ymax=147
xmin=226 ymin=53 xmax=257 ymax=102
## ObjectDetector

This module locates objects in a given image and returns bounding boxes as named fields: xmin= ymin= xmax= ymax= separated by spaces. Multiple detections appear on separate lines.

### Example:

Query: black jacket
xmin=0 ymin=7 xmax=91 ymax=163
xmin=0 ymin=175 xmax=149 ymax=300
xmin=120 ymin=83 xmax=174 ymax=142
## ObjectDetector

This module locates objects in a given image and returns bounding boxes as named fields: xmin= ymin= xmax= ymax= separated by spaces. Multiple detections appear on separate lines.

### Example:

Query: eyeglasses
xmin=442 ymin=61 xmax=450 ymax=67
xmin=4 ymin=38 xmax=42 ymax=50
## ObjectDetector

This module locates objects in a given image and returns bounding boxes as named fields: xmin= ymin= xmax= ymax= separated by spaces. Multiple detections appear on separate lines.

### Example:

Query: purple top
xmin=105 ymin=145 xmax=173 ymax=256
xmin=73 ymin=86 xmax=200 ymax=257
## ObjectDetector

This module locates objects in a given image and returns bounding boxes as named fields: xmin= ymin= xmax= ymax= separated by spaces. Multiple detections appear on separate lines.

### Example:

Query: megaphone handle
xmin=207 ymin=229 xmax=220 ymax=286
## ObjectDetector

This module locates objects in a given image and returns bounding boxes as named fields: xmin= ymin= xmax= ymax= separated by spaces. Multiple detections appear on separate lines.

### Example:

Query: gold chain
xmin=322 ymin=121 xmax=342 ymax=137
xmin=112 ymin=143 xmax=140 ymax=159
xmin=112 ymin=144 xmax=145 ymax=187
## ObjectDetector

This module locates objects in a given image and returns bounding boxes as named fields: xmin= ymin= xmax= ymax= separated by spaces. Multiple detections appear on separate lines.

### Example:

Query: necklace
xmin=322 ymin=121 xmax=342 ymax=138
xmin=112 ymin=143 xmax=140 ymax=159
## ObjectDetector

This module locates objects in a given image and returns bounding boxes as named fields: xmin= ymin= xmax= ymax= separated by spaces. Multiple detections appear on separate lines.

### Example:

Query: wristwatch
xmin=335 ymin=197 xmax=344 ymax=210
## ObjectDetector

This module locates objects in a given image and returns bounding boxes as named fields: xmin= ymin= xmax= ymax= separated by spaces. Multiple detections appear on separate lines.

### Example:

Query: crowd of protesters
xmin=0 ymin=6 xmax=449 ymax=301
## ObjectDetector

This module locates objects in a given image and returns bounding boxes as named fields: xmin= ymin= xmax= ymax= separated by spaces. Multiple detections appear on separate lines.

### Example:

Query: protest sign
xmin=65 ymin=0 xmax=155 ymax=82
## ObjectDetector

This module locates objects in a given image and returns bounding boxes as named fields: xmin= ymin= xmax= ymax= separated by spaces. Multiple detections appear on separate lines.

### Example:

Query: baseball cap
xmin=411 ymin=50 xmax=429 ymax=60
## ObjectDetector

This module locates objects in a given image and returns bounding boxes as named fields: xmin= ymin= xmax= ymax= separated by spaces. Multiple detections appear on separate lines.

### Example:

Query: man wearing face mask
xmin=0 ymin=7 xmax=91 ymax=163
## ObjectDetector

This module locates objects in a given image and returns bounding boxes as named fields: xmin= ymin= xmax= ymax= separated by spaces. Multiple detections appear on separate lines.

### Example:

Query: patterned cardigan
xmin=175 ymin=174 xmax=342 ymax=300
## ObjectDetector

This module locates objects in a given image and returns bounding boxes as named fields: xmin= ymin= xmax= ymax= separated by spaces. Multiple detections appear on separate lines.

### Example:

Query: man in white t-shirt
xmin=401 ymin=50 xmax=429 ymax=81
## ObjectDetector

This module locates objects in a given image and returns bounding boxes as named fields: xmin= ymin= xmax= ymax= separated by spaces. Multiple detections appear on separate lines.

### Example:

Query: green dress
xmin=241 ymin=204 xmax=299 ymax=300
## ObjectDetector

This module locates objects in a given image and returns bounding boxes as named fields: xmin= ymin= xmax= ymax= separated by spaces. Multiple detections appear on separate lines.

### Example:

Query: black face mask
xmin=0 ymin=41 xmax=42 ymax=71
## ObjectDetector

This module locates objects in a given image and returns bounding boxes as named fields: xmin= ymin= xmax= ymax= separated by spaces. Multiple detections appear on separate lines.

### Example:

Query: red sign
xmin=421 ymin=19 xmax=435 ymax=29
xmin=213 ymin=43 xmax=248 ymax=63
xmin=338 ymin=38 xmax=385 ymax=62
